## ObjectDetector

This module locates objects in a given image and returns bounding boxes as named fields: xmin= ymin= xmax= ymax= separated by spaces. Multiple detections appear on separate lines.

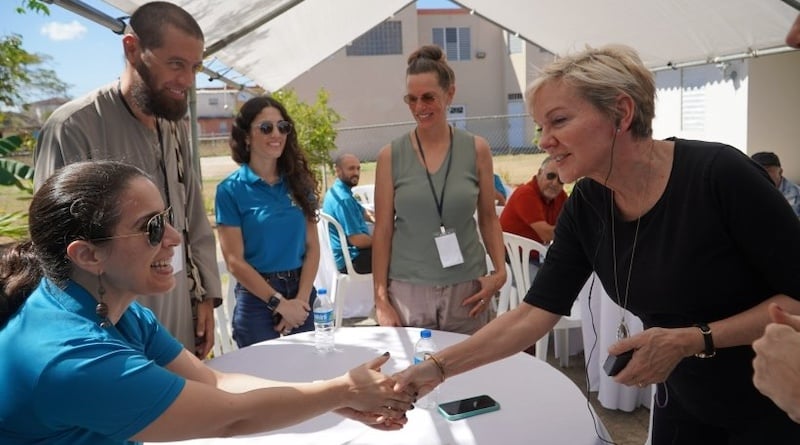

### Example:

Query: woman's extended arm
xmin=393 ymin=304 xmax=560 ymax=396
xmin=130 ymin=351 xmax=412 ymax=441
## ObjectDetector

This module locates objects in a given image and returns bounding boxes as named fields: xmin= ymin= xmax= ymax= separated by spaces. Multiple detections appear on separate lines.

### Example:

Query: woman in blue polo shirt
xmin=0 ymin=161 xmax=412 ymax=444
xmin=216 ymin=96 xmax=320 ymax=347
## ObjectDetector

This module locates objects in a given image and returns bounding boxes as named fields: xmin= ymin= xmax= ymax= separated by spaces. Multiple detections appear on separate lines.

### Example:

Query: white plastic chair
xmin=316 ymin=212 xmax=374 ymax=329
xmin=502 ymin=232 xmax=582 ymax=367
xmin=350 ymin=184 xmax=375 ymax=209
xmin=211 ymin=260 xmax=238 ymax=358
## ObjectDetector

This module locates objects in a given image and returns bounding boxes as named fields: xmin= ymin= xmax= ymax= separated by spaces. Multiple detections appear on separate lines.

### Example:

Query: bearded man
xmin=34 ymin=1 xmax=221 ymax=358
xmin=322 ymin=153 xmax=374 ymax=274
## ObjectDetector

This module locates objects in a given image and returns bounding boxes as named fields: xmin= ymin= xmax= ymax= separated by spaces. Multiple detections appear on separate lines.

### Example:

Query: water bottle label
xmin=314 ymin=309 xmax=333 ymax=324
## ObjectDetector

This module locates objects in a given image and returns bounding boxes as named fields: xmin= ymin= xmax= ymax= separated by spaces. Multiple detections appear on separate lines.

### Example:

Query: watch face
xmin=267 ymin=295 xmax=281 ymax=311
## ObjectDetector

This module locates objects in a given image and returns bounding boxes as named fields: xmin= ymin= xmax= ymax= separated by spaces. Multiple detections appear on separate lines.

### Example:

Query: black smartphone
xmin=603 ymin=350 xmax=634 ymax=376
xmin=437 ymin=395 xmax=500 ymax=421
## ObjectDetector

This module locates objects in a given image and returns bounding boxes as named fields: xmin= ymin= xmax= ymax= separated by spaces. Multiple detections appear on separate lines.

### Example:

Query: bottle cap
xmin=318 ymin=288 xmax=327 ymax=295
xmin=421 ymin=329 xmax=431 ymax=338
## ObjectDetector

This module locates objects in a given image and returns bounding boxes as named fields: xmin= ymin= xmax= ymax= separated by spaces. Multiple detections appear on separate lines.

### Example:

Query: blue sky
xmin=1 ymin=0 xmax=458 ymax=103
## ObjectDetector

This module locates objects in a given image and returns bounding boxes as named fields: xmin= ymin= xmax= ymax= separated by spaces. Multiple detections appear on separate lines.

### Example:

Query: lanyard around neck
xmin=415 ymin=126 xmax=454 ymax=227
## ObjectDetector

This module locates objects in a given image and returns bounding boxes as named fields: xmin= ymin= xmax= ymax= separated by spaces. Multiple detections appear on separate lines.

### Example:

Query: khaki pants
xmin=387 ymin=279 xmax=492 ymax=335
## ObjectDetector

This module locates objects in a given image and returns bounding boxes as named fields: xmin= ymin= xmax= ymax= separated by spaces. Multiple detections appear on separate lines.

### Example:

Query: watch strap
xmin=266 ymin=293 xmax=283 ymax=312
xmin=693 ymin=322 xmax=715 ymax=358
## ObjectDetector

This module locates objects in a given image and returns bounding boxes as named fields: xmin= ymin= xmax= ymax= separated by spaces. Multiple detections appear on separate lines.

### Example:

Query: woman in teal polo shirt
xmin=216 ymin=96 xmax=320 ymax=347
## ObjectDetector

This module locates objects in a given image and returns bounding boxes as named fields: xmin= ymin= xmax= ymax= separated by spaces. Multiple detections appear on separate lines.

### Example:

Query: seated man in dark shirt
xmin=322 ymin=154 xmax=373 ymax=274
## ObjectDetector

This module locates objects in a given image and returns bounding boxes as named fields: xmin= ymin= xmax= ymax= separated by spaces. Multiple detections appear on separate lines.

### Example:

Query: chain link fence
xmin=333 ymin=114 xmax=542 ymax=162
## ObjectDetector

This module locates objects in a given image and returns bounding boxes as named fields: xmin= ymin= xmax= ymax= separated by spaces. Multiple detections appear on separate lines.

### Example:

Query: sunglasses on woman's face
xmin=258 ymin=120 xmax=293 ymax=135
xmin=545 ymin=172 xmax=564 ymax=185
xmin=93 ymin=207 xmax=173 ymax=247
xmin=403 ymin=92 xmax=439 ymax=106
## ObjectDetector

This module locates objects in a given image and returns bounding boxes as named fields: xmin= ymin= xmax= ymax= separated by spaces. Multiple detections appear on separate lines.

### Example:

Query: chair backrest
xmin=212 ymin=260 xmax=238 ymax=358
xmin=502 ymin=232 xmax=548 ymax=310
xmin=318 ymin=211 xmax=365 ymax=277
xmin=317 ymin=211 xmax=373 ymax=328
xmin=350 ymin=184 xmax=375 ymax=207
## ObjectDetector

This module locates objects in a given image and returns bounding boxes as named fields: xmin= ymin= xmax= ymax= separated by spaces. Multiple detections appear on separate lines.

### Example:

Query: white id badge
xmin=434 ymin=227 xmax=464 ymax=268
xmin=172 ymin=241 xmax=185 ymax=275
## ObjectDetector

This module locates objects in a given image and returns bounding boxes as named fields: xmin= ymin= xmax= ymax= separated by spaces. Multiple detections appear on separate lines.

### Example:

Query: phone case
xmin=603 ymin=350 xmax=634 ymax=376
xmin=437 ymin=396 xmax=501 ymax=421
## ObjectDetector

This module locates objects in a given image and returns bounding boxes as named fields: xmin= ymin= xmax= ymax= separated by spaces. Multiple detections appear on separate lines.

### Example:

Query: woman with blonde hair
xmin=394 ymin=44 xmax=800 ymax=444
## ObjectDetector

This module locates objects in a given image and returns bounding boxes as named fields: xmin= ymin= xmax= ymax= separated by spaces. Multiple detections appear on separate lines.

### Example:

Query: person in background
xmin=750 ymin=151 xmax=800 ymax=217
xmin=0 ymin=161 xmax=412 ymax=444
xmin=372 ymin=45 xmax=507 ymax=335
xmin=323 ymin=153 xmax=373 ymax=274
xmin=33 ymin=1 xmax=220 ymax=358
xmin=787 ymin=11 xmax=800 ymax=48
xmin=216 ymin=95 xmax=320 ymax=348
xmin=493 ymin=173 xmax=508 ymax=205
xmin=393 ymin=44 xmax=800 ymax=444
xmin=749 ymin=5 xmax=800 ymax=425
xmin=499 ymin=156 xmax=567 ymax=246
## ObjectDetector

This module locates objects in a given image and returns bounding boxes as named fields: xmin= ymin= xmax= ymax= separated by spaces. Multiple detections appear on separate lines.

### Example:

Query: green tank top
xmin=389 ymin=127 xmax=487 ymax=285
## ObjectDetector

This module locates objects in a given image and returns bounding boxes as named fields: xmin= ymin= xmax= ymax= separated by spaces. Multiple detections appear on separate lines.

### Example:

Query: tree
xmin=15 ymin=0 xmax=48 ymax=14
xmin=1 ymin=1 xmax=69 ymax=109
xmin=272 ymin=88 xmax=341 ymax=179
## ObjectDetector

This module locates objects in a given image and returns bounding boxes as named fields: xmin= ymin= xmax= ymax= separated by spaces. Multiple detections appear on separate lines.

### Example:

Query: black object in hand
xmin=603 ymin=350 xmax=634 ymax=376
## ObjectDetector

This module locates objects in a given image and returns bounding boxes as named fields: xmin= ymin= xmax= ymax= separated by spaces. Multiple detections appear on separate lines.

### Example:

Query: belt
xmin=261 ymin=268 xmax=301 ymax=280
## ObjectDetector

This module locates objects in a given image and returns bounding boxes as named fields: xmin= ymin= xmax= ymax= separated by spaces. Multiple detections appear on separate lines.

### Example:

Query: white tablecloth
xmin=579 ymin=274 xmax=652 ymax=412
xmin=148 ymin=327 xmax=610 ymax=445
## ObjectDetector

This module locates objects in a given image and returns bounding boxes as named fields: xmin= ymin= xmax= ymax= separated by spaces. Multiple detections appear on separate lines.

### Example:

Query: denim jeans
xmin=232 ymin=270 xmax=317 ymax=348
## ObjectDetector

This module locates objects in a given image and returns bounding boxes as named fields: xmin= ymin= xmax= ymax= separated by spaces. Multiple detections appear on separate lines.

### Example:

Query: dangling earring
xmin=96 ymin=273 xmax=112 ymax=328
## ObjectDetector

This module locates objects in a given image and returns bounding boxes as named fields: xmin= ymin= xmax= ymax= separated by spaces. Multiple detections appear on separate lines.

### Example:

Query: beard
xmin=131 ymin=60 xmax=188 ymax=122
xmin=344 ymin=175 xmax=359 ymax=187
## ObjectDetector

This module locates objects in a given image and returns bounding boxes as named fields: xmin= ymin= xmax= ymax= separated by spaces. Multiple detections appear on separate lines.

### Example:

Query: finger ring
xmin=479 ymin=299 xmax=485 ymax=305
xmin=637 ymin=382 xmax=645 ymax=388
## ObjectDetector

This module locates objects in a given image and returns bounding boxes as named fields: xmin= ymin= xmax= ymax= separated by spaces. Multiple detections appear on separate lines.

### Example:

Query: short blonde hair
xmin=526 ymin=44 xmax=655 ymax=138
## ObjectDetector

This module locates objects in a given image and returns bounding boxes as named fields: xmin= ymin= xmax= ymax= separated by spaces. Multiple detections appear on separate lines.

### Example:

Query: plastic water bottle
xmin=413 ymin=329 xmax=439 ymax=409
xmin=313 ymin=288 xmax=335 ymax=353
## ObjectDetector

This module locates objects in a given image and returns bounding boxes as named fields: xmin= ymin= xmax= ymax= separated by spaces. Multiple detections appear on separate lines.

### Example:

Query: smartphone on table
xmin=437 ymin=394 xmax=500 ymax=421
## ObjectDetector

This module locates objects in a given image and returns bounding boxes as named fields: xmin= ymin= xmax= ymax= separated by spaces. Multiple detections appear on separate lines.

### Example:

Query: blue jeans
xmin=232 ymin=269 xmax=317 ymax=348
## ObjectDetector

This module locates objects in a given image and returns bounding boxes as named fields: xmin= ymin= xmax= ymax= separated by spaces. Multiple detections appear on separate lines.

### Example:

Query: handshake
xmin=331 ymin=352 xmax=445 ymax=430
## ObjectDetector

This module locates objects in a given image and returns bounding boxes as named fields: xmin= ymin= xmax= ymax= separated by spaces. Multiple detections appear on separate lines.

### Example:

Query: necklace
xmin=610 ymin=140 xmax=655 ymax=340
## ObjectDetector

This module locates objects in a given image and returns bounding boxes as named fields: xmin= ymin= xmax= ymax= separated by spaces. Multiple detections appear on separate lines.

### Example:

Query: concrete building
xmin=220 ymin=3 xmax=800 ymax=179
xmin=284 ymin=5 xmax=555 ymax=161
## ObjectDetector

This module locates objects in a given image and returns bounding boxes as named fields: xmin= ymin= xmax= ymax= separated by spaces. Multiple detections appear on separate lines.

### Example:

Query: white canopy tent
xmin=97 ymin=0 xmax=798 ymax=91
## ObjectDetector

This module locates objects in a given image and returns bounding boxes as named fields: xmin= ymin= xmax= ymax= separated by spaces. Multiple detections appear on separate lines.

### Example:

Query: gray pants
xmin=387 ymin=279 xmax=492 ymax=335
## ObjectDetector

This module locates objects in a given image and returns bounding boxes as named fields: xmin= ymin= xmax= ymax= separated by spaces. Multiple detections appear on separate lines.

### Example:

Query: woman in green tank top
xmin=371 ymin=45 xmax=507 ymax=335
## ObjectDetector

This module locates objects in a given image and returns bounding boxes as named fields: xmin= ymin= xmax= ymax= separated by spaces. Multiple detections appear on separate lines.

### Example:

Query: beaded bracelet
xmin=425 ymin=353 xmax=446 ymax=382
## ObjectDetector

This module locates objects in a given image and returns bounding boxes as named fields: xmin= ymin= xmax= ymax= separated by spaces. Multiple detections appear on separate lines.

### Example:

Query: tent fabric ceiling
xmin=106 ymin=0 xmax=412 ymax=92
xmin=105 ymin=0 xmax=797 ymax=91
xmin=455 ymin=0 xmax=798 ymax=69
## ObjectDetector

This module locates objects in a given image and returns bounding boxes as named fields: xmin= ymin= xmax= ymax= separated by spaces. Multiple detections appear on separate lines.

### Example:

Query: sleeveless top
xmin=389 ymin=127 xmax=487 ymax=285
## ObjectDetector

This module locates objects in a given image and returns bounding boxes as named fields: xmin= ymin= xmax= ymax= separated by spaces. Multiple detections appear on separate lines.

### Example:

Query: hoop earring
xmin=95 ymin=273 xmax=112 ymax=328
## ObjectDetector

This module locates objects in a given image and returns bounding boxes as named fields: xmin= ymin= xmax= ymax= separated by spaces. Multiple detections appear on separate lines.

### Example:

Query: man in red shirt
xmin=500 ymin=156 xmax=567 ymax=247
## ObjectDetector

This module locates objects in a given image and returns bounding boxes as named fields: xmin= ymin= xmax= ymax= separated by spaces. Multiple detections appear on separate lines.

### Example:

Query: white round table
xmin=148 ymin=326 xmax=611 ymax=445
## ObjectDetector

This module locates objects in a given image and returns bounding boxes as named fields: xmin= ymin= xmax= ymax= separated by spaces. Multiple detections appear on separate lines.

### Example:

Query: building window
xmin=346 ymin=21 xmax=402 ymax=56
xmin=508 ymin=33 xmax=522 ymax=54
xmin=433 ymin=27 xmax=471 ymax=61
xmin=208 ymin=97 xmax=219 ymax=106
xmin=681 ymin=67 xmax=706 ymax=132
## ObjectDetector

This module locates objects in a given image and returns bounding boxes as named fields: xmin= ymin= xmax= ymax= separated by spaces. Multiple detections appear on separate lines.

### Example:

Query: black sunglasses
xmin=93 ymin=207 xmax=173 ymax=247
xmin=403 ymin=92 xmax=439 ymax=106
xmin=258 ymin=120 xmax=293 ymax=135
xmin=545 ymin=172 xmax=564 ymax=185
